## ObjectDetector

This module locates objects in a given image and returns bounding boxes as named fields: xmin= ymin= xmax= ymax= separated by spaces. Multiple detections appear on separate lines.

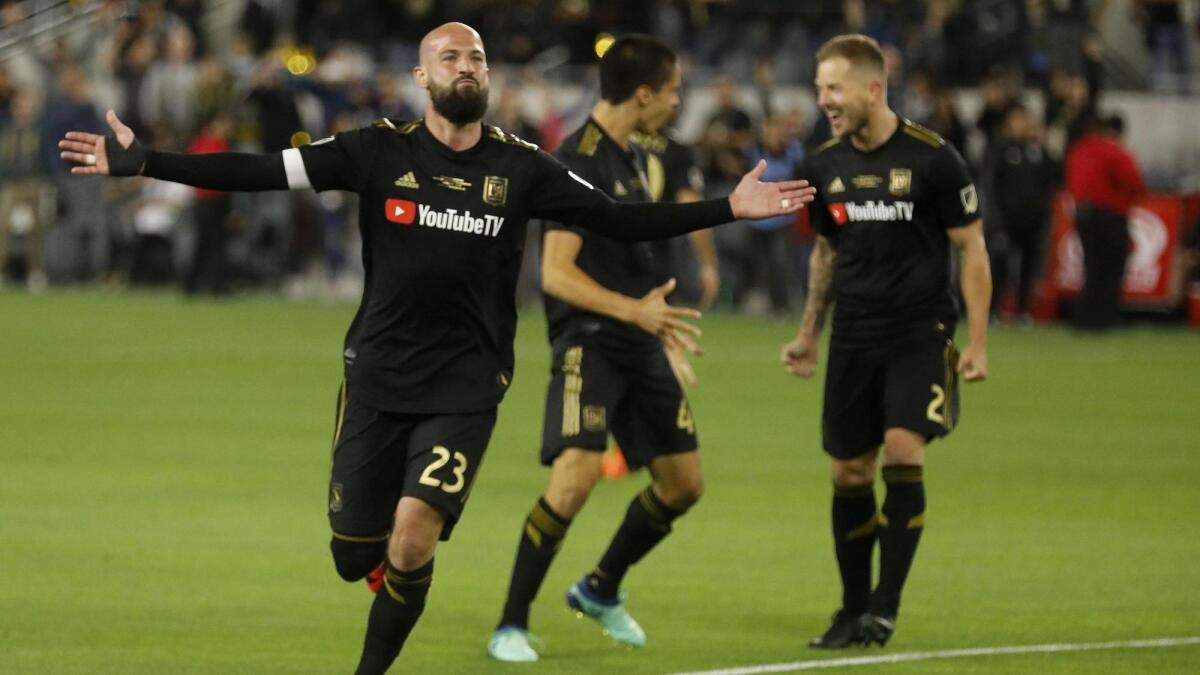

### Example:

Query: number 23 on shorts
xmin=418 ymin=446 xmax=468 ymax=494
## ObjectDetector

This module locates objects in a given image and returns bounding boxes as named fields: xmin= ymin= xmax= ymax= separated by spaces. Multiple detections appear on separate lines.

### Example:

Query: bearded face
xmin=429 ymin=76 xmax=489 ymax=125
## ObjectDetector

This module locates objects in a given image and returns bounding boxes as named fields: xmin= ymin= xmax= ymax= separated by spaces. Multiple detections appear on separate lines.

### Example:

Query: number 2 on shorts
xmin=926 ymin=384 xmax=947 ymax=425
xmin=418 ymin=445 xmax=468 ymax=494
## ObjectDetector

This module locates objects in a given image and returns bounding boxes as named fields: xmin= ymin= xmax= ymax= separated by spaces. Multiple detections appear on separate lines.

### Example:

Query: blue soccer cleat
xmin=487 ymin=626 xmax=539 ymax=662
xmin=566 ymin=579 xmax=646 ymax=648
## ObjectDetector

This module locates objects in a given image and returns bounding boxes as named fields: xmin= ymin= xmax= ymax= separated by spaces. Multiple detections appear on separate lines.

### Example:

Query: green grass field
xmin=2 ymin=291 xmax=1198 ymax=674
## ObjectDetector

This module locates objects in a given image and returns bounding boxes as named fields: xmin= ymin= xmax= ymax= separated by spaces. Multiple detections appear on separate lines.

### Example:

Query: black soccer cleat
xmin=808 ymin=609 xmax=866 ymax=649
xmin=858 ymin=612 xmax=896 ymax=646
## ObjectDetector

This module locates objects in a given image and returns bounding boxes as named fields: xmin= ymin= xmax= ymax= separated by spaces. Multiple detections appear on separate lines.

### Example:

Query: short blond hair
xmin=816 ymin=34 xmax=885 ymax=78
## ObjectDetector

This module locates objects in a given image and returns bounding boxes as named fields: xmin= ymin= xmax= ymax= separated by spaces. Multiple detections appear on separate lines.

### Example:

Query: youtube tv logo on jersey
xmin=386 ymin=198 xmax=417 ymax=225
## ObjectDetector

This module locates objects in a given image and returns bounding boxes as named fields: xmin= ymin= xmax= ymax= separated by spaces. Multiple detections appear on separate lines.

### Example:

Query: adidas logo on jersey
xmin=828 ymin=177 xmax=846 ymax=194
xmin=395 ymin=172 xmax=420 ymax=189
xmin=829 ymin=200 xmax=914 ymax=225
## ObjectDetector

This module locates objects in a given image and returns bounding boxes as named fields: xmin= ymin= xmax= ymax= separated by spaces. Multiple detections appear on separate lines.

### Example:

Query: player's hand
xmin=781 ymin=332 xmax=819 ymax=378
xmin=58 ymin=110 xmax=142 ymax=176
xmin=664 ymin=343 xmax=698 ymax=388
xmin=698 ymin=263 xmax=720 ymax=309
xmin=728 ymin=159 xmax=816 ymax=220
xmin=629 ymin=278 xmax=702 ymax=342
xmin=957 ymin=343 xmax=988 ymax=382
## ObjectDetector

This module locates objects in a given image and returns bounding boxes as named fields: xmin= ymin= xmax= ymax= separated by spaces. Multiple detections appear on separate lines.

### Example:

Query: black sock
xmin=831 ymin=482 xmax=877 ymax=614
xmin=872 ymin=465 xmax=925 ymax=617
xmin=587 ymin=486 xmax=683 ymax=600
xmin=498 ymin=497 xmax=572 ymax=629
xmin=354 ymin=558 xmax=434 ymax=675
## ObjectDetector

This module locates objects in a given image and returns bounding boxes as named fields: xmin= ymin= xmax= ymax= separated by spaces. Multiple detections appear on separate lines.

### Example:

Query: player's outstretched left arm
xmin=948 ymin=220 xmax=991 ymax=381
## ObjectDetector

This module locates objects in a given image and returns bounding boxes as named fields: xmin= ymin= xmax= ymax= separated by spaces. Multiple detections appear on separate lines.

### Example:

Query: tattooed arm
xmin=781 ymin=234 xmax=836 ymax=377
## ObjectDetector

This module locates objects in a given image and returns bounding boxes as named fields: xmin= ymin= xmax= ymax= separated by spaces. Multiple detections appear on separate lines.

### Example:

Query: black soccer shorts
xmin=327 ymin=382 xmax=497 ymax=542
xmin=540 ymin=337 xmax=698 ymax=469
xmin=821 ymin=328 xmax=960 ymax=460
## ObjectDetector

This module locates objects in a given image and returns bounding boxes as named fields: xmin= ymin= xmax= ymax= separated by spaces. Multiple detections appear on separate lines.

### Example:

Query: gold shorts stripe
xmin=528 ymin=502 xmax=568 ymax=539
xmin=331 ymin=380 xmax=348 ymax=452
xmin=331 ymin=531 xmax=389 ymax=543
xmin=907 ymin=512 xmax=926 ymax=529
xmin=561 ymin=346 xmax=583 ymax=436
xmin=846 ymin=515 xmax=879 ymax=541
xmin=944 ymin=343 xmax=959 ymax=430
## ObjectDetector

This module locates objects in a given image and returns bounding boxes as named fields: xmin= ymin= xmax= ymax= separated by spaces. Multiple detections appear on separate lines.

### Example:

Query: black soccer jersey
xmin=296 ymin=118 xmax=619 ymax=414
xmin=543 ymin=118 xmax=669 ymax=350
xmin=800 ymin=117 xmax=978 ymax=343
xmin=632 ymin=130 xmax=705 ymax=203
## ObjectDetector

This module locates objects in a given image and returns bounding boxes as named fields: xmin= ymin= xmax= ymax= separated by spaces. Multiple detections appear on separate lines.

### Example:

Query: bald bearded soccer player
xmin=60 ymin=23 xmax=815 ymax=673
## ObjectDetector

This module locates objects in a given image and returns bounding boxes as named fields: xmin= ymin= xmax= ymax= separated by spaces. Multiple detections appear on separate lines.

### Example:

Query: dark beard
xmin=430 ymin=79 xmax=489 ymax=125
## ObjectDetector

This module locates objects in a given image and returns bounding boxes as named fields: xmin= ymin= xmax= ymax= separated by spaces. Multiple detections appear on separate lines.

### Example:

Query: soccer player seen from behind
xmin=488 ymin=35 xmax=709 ymax=662
xmin=780 ymin=34 xmax=991 ymax=648
xmin=59 ymin=23 xmax=815 ymax=675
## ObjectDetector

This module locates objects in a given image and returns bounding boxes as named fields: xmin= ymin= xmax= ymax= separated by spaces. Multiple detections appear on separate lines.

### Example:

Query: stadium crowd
xmin=2 ymin=0 xmax=1198 ymax=324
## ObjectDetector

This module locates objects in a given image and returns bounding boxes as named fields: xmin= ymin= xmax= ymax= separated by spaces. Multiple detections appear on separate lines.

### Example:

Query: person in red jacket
xmin=1064 ymin=113 xmax=1146 ymax=331
xmin=186 ymin=114 xmax=234 ymax=295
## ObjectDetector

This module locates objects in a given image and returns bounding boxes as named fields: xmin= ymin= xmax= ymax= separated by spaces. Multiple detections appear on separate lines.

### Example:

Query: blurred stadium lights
xmin=280 ymin=46 xmax=317 ymax=76
xmin=594 ymin=32 xmax=615 ymax=59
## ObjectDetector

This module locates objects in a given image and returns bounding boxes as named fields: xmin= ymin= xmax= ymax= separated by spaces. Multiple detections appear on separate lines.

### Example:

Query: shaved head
xmin=419 ymin=22 xmax=484 ymax=67
xmin=414 ymin=22 xmax=490 ymax=126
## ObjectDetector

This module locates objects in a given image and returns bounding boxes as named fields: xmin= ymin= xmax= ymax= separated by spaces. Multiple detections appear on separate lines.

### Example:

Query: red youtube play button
xmin=385 ymin=198 xmax=417 ymax=224
xmin=828 ymin=203 xmax=847 ymax=226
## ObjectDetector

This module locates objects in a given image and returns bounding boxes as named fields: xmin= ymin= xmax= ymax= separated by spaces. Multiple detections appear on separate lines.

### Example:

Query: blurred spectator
xmin=489 ymin=85 xmax=542 ymax=146
xmin=927 ymin=83 xmax=967 ymax=154
xmin=1065 ymin=113 xmax=1146 ymax=331
xmin=984 ymin=104 xmax=1056 ymax=323
xmin=739 ymin=116 xmax=804 ymax=314
xmin=1043 ymin=69 xmax=1096 ymax=162
xmin=167 ymin=0 xmax=208 ymax=57
xmin=140 ymin=24 xmax=201 ymax=139
xmin=0 ymin=87 xmax=48 ymax=291
xmin=195 ymin=58 xmax=235 ymax=132
xmin=375 ymin=72 xmax=417 ymax=121
xmin=40 ymin=65 xmax=106 ymax=281
xmin=704 ymin=77 xmax=754 ymax=154
xmin=114 ymin=32 xmax=158 ymax=137
xmin=1135 ymin=0 xmax=1191 ymax=92
xmin=129 ymin=177 xmax=190 ymax=286
xmin=0 ymin=63 xmax=15 ymax=117
xmin=975 ymin=67 xmax=1021 ymax=150
xmin=185 ymin=115 xmax=234 ymax=296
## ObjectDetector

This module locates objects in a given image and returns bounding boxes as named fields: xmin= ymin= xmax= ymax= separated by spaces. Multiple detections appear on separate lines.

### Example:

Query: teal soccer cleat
xmin=566 ymin=580 xmax=647 ymax=648
xmin=487 ymin=626 xmax=539 ymax=662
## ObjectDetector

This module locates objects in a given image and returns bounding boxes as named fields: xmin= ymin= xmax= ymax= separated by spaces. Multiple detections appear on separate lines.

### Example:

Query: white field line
xmin=668 ymin=636 xmax=1200 ymax=675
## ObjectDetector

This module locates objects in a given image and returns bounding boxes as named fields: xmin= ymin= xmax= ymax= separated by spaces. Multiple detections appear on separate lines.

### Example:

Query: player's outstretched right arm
xmin=60 ymin=110 xmax=290 ymax=191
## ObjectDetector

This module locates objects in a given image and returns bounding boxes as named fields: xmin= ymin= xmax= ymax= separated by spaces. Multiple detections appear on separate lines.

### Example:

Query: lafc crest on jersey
xmin=889 ymin=169 xmax=911 ymax=196
xmin=483 ymin=175 xmax=508 ymax=206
